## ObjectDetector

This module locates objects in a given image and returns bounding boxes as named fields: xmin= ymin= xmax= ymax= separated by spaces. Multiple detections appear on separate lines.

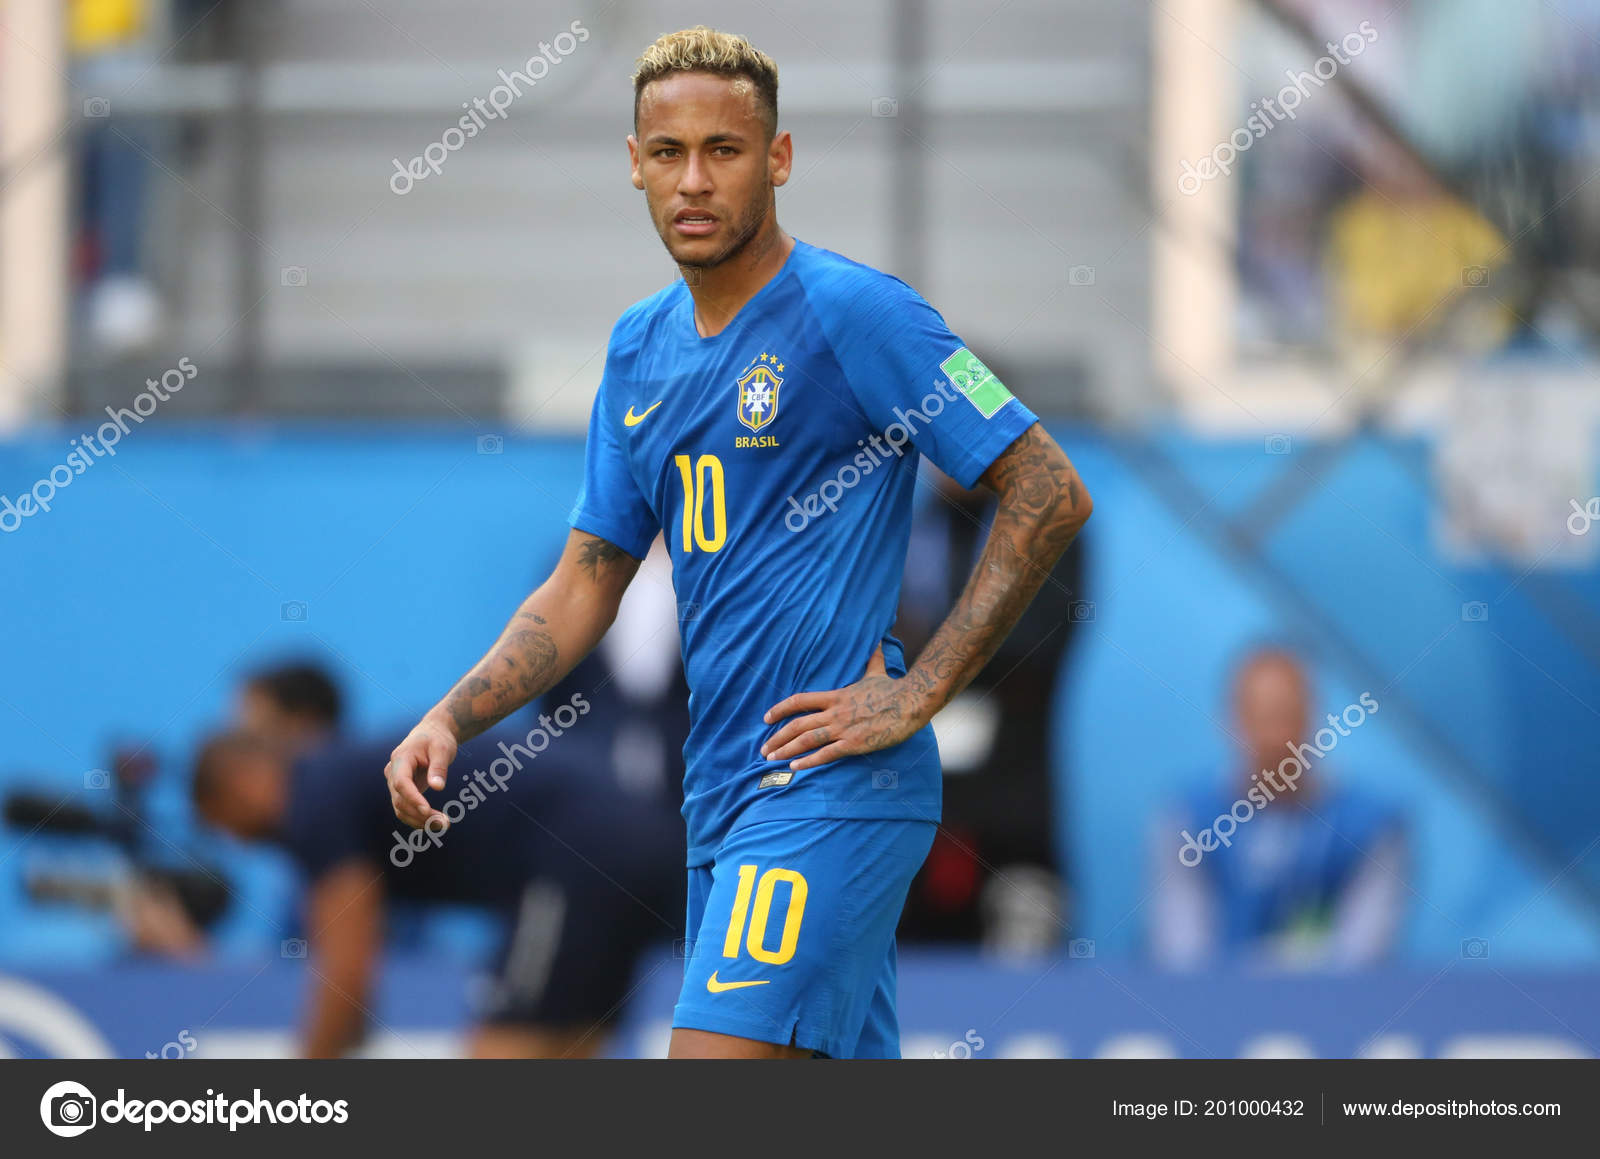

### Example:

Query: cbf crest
xmin=736 ymin=352 xmax=785 ymax=432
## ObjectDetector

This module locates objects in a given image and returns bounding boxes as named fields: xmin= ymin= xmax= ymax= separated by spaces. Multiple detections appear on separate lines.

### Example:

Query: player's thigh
xmin=674 ymin=817 xmax=933 ymax=1057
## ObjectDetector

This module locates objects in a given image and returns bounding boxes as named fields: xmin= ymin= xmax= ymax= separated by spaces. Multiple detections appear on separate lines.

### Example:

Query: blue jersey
xmin=569 ymin=239 xmax=1038 ymax=864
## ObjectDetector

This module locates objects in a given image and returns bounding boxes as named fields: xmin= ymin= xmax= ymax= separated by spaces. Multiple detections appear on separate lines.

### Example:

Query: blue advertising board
xmin=2 ymin=953 xmax=1594 ymax=1059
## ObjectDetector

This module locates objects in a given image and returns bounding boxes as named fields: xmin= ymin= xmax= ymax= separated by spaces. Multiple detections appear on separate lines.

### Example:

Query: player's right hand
xmin=385 ymin=718 xmax=458 ymax=829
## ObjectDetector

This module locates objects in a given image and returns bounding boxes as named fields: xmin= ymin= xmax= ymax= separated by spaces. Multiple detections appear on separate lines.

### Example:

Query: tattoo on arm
xmin=577 ymin=535 xmax=629 ymax=582
xmin=440 ymin=609 xmax=561 ymax=742
xmin=904 ymin=424 xmax=1091 ymax=714
xmin=432 ymin=533 xmax=636 ymax=742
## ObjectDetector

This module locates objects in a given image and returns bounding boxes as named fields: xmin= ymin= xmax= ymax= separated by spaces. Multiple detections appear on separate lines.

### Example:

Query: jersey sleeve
xmin=567 ymin=355 xmax=658 ymax=560
xmin=818 ymin=273 xmax=1038 ymax=488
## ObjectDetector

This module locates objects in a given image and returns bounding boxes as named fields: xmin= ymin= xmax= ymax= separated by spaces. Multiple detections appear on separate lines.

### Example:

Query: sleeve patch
xmin=940 ymin=347 xmax=1014 ymax=419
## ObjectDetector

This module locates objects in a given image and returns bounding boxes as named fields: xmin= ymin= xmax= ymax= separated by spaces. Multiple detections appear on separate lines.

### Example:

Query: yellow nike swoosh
xmin=706 ymin=971 xmax=770 ymax=994
xmin=623 ymin=400 xmax=664 ymax=427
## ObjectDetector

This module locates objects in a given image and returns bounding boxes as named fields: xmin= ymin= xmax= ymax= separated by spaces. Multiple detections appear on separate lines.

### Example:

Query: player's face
xmin=628 ymin=72 xmax=791 ymax=269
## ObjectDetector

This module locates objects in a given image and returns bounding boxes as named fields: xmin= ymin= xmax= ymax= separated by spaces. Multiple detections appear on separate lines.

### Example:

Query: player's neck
xmin=683 ymin=225 xmax=794 ymax=338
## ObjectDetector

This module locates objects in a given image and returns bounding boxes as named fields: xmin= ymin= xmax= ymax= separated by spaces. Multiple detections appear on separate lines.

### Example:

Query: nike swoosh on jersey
xmin=623 ymin=400 xmax=664 ymax=426
xmin=706 ymin=971 xmax=771 ymax=993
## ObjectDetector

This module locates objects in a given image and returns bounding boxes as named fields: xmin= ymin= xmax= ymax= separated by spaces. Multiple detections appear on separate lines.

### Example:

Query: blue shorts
xmin=672 ymin=817 xmax=935 ymax=1058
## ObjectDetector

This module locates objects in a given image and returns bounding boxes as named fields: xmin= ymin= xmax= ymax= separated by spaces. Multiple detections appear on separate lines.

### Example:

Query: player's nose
xmin=677 ymin=154 xmax=713 ymax=196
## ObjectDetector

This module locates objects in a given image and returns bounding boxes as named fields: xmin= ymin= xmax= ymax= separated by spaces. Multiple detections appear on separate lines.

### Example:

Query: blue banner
xmin=2 ymin=953 xmax=1595 ymax=1059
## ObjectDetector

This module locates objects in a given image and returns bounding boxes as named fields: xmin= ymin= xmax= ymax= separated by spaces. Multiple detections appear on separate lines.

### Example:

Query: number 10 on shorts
xmin=722 ymin=865 xmax=809 ymax=965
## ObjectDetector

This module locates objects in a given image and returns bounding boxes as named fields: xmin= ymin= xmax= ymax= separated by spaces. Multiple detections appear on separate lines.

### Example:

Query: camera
xmin=1068 ymin=265 xmax=1096 ymax=286
xmin=1068 ymin=938 xmax=1096 ymax=958
xmin=83 ymin=769 xmax=112 ymax=790
xmin=1462 ymin=266 xmax=1489 ymax=287
xmin=1461 ymin=937 xmax=1490 ymax=959
xmin=282 ymin=938 xmax=308 ymax=958
xmin=1461 ymin=602 xmax=1489 ymax=622
xmin=1068 ymin=600 xmax=1095 ymax=623
xmin=870 ymin=97 xmax=899 ymax=117
xmin=280 ymin=266 xmax=308 ymax=287
xmin=1265 ymin=434 xmax=1292 ymax=455
xmin=871 ymin=770 xmax=898 ymax=790
xmin=477 ymin=434 xmax=504 ymax=455
xmin=83 ymin=97 xmax=111 ymax=118
xmin=51 ymin=1093 xmax=95 ymax=1129
xmin=281 ymin=601 xmax=308 ymax=621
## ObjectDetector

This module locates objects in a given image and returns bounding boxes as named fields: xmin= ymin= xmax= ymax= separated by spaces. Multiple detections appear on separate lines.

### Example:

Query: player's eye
xmin=654 ymin=148 xmax=679 ymax=159
xmin=712 ymin=146 xmax=737 ymax=156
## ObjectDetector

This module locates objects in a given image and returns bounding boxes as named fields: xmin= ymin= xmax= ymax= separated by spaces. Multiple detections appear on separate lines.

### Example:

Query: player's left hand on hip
xmin=760 ymin=644 xmax=924 ymax=770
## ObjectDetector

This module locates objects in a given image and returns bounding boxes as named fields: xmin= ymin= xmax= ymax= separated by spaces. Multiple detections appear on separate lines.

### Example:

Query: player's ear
xmin=768 ymin=129 xmax=792 ymax=188
xmin=627 ymin=135 xmax=645 ymax=190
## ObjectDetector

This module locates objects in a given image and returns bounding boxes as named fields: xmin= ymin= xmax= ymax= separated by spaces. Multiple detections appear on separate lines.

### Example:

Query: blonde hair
xmin=632 ymin=26 xmax=779 ymax=137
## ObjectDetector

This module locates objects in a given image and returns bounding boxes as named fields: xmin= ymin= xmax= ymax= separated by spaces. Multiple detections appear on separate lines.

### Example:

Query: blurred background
xmin=2 ymin=0 xmax=1599 ymax=1058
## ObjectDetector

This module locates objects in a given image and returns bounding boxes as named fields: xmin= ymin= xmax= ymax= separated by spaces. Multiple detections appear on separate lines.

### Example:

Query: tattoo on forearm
xmin=906 ymin=424 xmax=1090 ymax=713
xmin=436 ymin=534 xmax=634 ymax=741
xmin=441 ymin=608 xmax=561 ymax=742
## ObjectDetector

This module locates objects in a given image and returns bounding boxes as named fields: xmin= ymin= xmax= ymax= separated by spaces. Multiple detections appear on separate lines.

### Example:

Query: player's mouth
xmin=672 ymin=209 xmax=719 ymax=237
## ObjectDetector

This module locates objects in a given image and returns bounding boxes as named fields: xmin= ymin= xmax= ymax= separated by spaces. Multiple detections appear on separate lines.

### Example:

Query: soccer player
xmin=385 ymin=26 xmax=1092 ymax=1059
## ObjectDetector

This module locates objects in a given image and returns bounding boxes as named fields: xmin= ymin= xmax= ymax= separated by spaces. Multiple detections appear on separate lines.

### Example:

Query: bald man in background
xmin=1149 ymin=648 xmax=1407 ymax=970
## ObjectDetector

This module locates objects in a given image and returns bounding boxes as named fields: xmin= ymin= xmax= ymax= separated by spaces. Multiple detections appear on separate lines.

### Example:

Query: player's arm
xmin=385 ymin=529 xmax=639 ymax=828
xmin=300 ymin=859 xmax=384 ymax=1058
xmin=902 ymin=422 xmax=1091 ymax=713
xmin=763 ymin=422 xmax=1090 ymax=768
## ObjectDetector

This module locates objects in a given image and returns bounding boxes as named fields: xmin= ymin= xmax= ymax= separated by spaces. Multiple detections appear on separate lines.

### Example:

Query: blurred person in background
xmin=91 ymin=661 xmax=347 ymax=964
xmin=186 ymin=572 xmax=687 ymax=1056
xmin=894 ymin=463 xmax=1086 ymax=954
xmin=1324 ymin=141 xmax=1512 ymax=357
xmin=1148 ymin=647 xmax=1407 ymax=970
xmin=191 ymin=714 xmax=683 ymax=1058
xmin=235 ymin=660 xmax=344 ymax=757
xmin=70 ymin=0 xmax=163 ymax=353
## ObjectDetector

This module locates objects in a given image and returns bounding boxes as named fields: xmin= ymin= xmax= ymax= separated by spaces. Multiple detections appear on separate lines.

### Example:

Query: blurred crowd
xmin=68 ymin=0 xmax=245 ymax=355
xmin=1238 ymin=0 xmax=1600 ymax=359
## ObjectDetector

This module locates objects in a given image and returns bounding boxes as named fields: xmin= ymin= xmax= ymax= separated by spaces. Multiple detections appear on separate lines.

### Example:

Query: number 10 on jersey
xmin=674 ymin=453 xmax=726 ymax=553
